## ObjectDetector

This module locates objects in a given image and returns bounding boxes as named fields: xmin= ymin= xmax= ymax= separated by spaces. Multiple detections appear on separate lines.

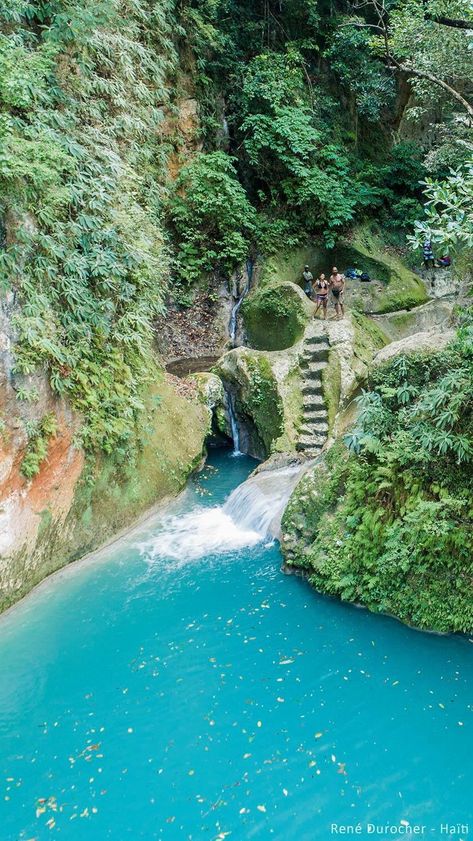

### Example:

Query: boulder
xmin=214 ymin=344 xmax=303 ymax=458
xmin=373 ymin=329 xmax=456 ymax=366
xmin=242 ymin=281 xmax=313 ymax=351
xmin=370 ymin=298 xmax=455 ymax=342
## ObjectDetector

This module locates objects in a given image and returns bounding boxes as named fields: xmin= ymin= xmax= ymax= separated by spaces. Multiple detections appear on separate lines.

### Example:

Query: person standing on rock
xmin=423 ymin=240 xmax=435 ymax=269
xmin=302 ymin=265 xmax=314 ymax=298
xmin=329 ymin=267 xmax=345 ymax=319
xmin=313 ymin=273 xmax=329 ymax=320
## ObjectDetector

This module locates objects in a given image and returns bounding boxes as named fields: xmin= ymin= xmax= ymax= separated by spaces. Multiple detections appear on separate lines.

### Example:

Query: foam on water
xmin=140 ymin=506 xmax=261 ymax=564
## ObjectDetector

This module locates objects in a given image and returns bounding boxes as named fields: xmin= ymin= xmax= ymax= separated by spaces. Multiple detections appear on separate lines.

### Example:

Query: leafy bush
xmin=0 ymin=0 xmax=176 ymax=455
xmin=170 ymin=152 xmax=256 ymax=284
xmin=21 ymin=412 xmax=58 ymax=479
xmin=239 ymin=51 xmax=358 ymax=246
xmin=410 ymin=158 xmax=473 ymax=253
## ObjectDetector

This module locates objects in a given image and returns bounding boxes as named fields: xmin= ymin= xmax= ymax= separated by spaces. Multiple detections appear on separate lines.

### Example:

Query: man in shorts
xmin=329 ymin=267 xmax=345 ymax=320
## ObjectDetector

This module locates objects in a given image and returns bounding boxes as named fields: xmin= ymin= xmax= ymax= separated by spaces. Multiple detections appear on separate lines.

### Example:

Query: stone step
xmin=302 ymin=382 xmax=324 ymax=396
xmin=304 ymin=334 xmax=329 ymax=347
xmin=300 ymin=345 xmax=329 ymax=363
xmin=304 ymin=368 xmax=325 ymax=383
xmin=298 ymin=428 xmax=327 ymax=443
xmin=296 ymin=439 xmax=325 ymax=453
xmin=303 ymin=409 xmax=328 ymax=423
xmin=301 ymin=355 xmax=327 ymax=367
xmin=302 ymin=394 xmax=326 ymax=411
xmin=299 ymin=423 xmax=328 ymax=437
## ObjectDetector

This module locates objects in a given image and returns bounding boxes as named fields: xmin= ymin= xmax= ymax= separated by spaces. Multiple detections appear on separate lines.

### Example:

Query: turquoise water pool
xmin=0 ymin=450 xmax=471 ymax=840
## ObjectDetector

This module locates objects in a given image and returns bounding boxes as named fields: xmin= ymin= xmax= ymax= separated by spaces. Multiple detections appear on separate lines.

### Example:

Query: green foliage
xmin=325 ymin=25 xmax=395 ymax=121
xmin=239 ymin=51 xmax=358 ymax=246
xmin=0 ymin=0 xmax=177 ymax=455
xmin=177 ymin=0 xmax=464 ymax=260
xmin=410 ymin=158 xmax=473 ymax=253
xmin=169 ymin=152 xmax=256 ymax=284
xmin=285 ymin=326 xmax=473 ymax=632
xmin=21 ymin=412 xmax=58 ymax=478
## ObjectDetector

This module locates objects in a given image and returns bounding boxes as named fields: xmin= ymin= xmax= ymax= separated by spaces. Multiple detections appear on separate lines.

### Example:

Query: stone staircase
xmin=296 ymin=327 xmax=330 ymax=456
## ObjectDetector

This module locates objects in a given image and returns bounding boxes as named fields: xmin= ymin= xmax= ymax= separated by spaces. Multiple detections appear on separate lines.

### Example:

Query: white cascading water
xmin=227 ymin=392 xmax=241 ymax=456
xmin=224 ymin=464 xmax=303 ymax=540
xmin=228 ymin=259 xmax=254 ymax=345
xmin=141 ymin=463 xmax=306 ymax=565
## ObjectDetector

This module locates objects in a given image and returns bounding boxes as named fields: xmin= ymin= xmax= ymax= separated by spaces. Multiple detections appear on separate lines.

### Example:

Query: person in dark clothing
xmin=302 ymin=265 xmax=314 ymax=298
xmin=423 ymin=241 xmax=435 ymax=269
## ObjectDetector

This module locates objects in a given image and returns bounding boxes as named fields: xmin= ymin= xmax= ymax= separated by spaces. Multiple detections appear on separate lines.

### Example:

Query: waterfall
xmin=227 ymin=392 xmax=241 ymax=456
xmin=141 ymin=462 xmax=308 ymax=564
xmin=223 ymin=463 xmax=305 ymax=540
xmin=229 ymin=258 xmax=254 ymax=345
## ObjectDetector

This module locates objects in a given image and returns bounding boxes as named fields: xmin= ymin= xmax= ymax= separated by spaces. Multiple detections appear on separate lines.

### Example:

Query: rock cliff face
xmin=213 ymin=310 xmax=387 ymax=460
xmin=0 ymin=297 xmax=210 ymax=611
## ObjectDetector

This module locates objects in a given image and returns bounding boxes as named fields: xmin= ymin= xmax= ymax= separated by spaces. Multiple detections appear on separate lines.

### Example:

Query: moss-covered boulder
xmin=372 ymin=328 xmax=456 ymax=367
xmin=242 ymin=281 xmax=312 ymax=351
xmin=370 ymin=299 xmax=455 ymax=342
xmin=214 ymin=344 xmax=306 ymax=458
xmin=260 ymin=227 xmax=428 ymax=315
xmin=214 ymin=349 xmax=284 ymax=458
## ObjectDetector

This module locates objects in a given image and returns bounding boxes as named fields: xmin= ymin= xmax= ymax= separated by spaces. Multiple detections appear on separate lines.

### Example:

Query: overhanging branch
xmin=425 ymin=13 xmax=473 ymax=30
xmin=392 ymin=61 xmax=473 ymax=120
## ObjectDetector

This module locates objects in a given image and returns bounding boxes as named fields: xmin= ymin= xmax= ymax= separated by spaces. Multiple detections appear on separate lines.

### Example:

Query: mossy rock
xmin=242 ymin=281 xmax=312 ymax=351
xmin=322 ymin=349 xmax=341 ymax=435
xmin=215 ymin=348 xmax=285 ymax=459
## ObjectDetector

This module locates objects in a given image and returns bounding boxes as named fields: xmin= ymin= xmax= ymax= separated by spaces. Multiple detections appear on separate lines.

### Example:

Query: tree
xmin=410 ymin=158 xmax=473 ymax=252
xmin=170 ymin=152 xmax=256 ymax=284
xmin=347 ymin=0 xmax=473 ymax=120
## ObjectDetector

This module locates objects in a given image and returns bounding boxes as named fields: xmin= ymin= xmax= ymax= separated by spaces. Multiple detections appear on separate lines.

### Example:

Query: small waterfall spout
xmin=223 ymin=463 xmax=306 ymax=540
xmin=229 ymin=258 xmax=254 ymax=346
xmin=227 ymin=392 xmax=241 ymax=456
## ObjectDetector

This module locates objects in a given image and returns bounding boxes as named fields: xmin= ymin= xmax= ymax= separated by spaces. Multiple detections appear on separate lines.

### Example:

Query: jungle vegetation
xmin=283 ymin=315 xmax=473 ymax=632
xmin=0 ymin=0 xmax=472 ymax=465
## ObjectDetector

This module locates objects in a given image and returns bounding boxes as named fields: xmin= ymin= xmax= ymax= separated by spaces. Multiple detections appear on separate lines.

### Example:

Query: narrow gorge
xmin=0 ymin=0 xmax=472 ymax=838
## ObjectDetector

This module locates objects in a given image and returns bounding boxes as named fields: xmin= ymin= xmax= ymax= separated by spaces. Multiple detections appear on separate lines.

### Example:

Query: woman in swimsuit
xmin=314 ymin=273 xmax=329 ymax=320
